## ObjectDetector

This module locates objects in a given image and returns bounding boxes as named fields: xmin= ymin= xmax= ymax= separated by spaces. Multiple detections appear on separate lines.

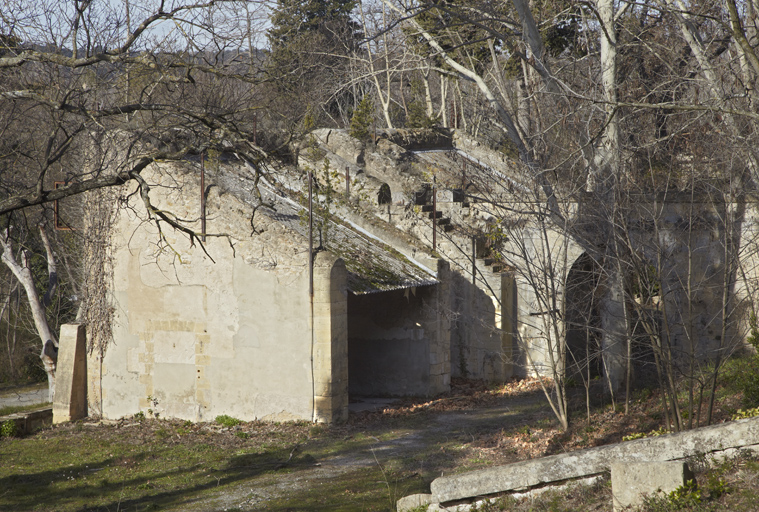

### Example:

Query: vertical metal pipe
xmin=472 ymin=237 xmax=477 ymax=286
xmin=200 ymin=152 xmax=206 ymax=242
xmin=432 ymin=175 xmax=437 ymax=252
xmin=345 ymin=167 xmax=350 ymax=198
xmin=308 ymin=170 xmax=314 ymax=297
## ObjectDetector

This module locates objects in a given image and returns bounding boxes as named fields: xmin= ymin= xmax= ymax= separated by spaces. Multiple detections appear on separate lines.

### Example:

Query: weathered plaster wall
xmin=449 ymin=269 xmax=514 ymax=382
xmin=100 ymin=162 xmax=348 ymax=422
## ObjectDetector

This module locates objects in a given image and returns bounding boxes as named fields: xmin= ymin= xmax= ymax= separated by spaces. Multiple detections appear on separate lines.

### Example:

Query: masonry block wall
xmin=99 ymin=163 xmax=322 ymax=422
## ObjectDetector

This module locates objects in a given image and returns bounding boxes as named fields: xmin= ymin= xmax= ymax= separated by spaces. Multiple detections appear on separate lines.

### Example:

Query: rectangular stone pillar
xmin=500 ymin=271 xmax=516 ymax=380
xmin=428 ymin=259 xmax=451 ymax=394
xmin=53 ymin=324 xmax=88 ymax=424
xmin=312 ymin=252 xmax=349 ymax=423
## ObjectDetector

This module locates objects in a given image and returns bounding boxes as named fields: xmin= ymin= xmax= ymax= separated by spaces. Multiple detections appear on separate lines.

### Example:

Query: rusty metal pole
xmin=432 ymin=175 xmax=437 ymax=252
xmin=308 ymin=170 xmax=314 ymax=297
xmin=200 ymin=152 xmax=206 ymax=242
xmin=345 ymin=167 xmax=350 ymax=198
xmin=472 ymin=237 xmax=477 ymax=286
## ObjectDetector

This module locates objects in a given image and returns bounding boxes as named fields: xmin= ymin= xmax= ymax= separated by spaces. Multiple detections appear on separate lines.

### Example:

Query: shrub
xmin=215 ymin=415 xmax=242 ymax=428
xmin=1 ymin=419 xmax=18 ymax=438
xmin=349 ymin=95 xmax=374 ymax=142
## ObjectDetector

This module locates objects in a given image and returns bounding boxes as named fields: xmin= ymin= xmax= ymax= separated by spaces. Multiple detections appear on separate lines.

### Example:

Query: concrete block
xmin=611 ymin=461 xmax=694 ymax=511
xmin=1 ymin=408 xmax=52 ymax=436
xmin=53 ymin=324 xmax=88 ymax=424
xmin=430 ymin=416 xmax=759 ymax=504
xmin=397 ymin=493 xmax=433 ymax=512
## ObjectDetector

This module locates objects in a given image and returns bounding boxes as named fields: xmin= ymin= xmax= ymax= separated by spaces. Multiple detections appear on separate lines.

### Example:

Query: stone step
xmin=428 ymin=211 xmax=443 ymax=219
xmin=437 ymin=218 xmax=451 ymax=226
xmin=443 ymin=224 xmax=454 ymax=233
xmin=421 ymin=204 xmax=434 ymax=212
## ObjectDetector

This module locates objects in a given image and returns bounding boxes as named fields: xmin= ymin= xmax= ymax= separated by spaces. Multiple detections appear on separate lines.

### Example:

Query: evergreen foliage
xmin=349 ymin=95 xmax=374 ymax=141
xmin=266 ymin=0 xmax=362 ymax=125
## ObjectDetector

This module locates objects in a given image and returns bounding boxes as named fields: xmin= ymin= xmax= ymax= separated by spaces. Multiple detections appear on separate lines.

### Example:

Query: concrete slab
xmin=611 ymin=461 xmax=694 ymax=511
xmin=429 ymin=416 xmax=759 ymax=504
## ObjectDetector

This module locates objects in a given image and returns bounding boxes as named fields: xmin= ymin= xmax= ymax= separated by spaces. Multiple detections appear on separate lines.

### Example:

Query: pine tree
xmin=349 ymin=95 xmax=374 ymax=141
xmin=266 ymin=0 xmax=360 ymax=95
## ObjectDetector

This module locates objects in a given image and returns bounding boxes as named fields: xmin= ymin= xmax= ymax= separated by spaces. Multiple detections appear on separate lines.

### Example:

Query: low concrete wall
xmin=424 ymin=416 xmax=759 ymax=506
xmin=1 ymin=408 xmax=53 ymax=436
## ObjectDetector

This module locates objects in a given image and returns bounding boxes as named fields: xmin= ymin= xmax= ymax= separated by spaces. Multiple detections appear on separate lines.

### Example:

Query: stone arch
xmin=377 ymin=183 xmax=392 ymax=205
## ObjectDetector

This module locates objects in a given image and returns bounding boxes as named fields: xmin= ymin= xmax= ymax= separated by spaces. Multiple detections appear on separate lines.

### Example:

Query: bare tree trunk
xmin=0 ymin=226 xmax=59 ymax=401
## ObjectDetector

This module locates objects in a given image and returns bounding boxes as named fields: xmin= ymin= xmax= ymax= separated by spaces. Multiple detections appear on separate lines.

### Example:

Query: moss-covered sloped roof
xmin=216 ymin=170 xmax=438 ymax=294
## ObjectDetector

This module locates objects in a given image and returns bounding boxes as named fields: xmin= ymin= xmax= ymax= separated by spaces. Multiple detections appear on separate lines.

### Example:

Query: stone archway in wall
xmin=377 ymin=183 xmax=392 ymax=205
xmin=564 ymin=252 xmax=604 ymax=382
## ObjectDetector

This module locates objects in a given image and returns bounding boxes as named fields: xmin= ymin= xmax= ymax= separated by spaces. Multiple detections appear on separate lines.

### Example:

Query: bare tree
xmin=0 ymin=0 xmax=277 ymax=397
xmin=372 ymin=0 xmax=759 ymax=429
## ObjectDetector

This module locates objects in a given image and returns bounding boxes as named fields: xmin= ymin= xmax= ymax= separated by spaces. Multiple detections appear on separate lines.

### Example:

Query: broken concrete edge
xmin=397 ymin=493 xmax=433 ymax=512
xmin=417 ymin=416 xmax=759 ymax=505
xmin=0 ymin=407 xmax=53 ymax=436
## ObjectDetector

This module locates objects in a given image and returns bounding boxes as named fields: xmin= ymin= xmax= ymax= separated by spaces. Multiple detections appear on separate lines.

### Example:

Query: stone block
xmin=611 ymin=461 xmax=694 ymax=511
xmin=53 ymin=324 xmax=88 ymax=424
xmin=397 ymin=493 xmax=433 ymax=512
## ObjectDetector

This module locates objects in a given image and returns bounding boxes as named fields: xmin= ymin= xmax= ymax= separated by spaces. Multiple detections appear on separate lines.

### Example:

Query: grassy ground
xmin=1 ymin=364 xmax=758 ymax=511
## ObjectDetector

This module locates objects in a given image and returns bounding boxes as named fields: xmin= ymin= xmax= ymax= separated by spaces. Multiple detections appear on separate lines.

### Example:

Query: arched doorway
xmin=564 ymin=253 xmax=603 ymax=382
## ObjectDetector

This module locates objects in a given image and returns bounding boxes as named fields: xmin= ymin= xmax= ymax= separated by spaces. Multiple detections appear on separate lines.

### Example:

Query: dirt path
xmin=193 ymin=389 xmax=551 ymax=511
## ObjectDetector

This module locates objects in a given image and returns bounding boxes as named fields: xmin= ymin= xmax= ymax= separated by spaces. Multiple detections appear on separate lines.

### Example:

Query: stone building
xmin=90 ymin=159 xmax=452 ymax=423
xmin=88 ymin=128 xmax=759 ymax=422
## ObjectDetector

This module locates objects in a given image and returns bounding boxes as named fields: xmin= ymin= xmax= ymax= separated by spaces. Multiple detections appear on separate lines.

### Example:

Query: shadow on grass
xmin=0 ymin=444 xmax=317 ymax=512
xmin=0 ymin=388 xmax=565 ymax=511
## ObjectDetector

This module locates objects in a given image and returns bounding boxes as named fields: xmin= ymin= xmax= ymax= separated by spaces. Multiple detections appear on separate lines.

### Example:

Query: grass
xmin=1 ymin=372 xmax=759 ymax=511
xmin=0 ymin=415 xmax=433 ymax=511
